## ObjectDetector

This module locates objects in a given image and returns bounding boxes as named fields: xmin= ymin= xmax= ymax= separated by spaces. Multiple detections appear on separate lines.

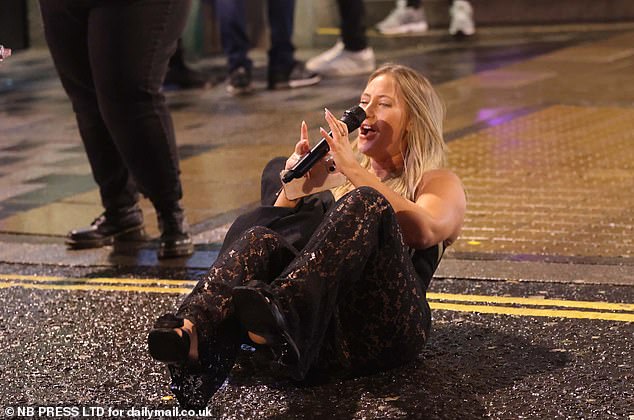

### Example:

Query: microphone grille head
xmin=342 ymin=105 xmax=366 ymax=131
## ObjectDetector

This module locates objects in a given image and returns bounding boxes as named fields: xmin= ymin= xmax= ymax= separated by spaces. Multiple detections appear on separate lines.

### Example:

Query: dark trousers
xmin=215 ymin=0 xmax=295 ymax=74
xmin=408 ymin=0 xmax=457 ymax=7
xmin=178 ymin=187 xmax=430 ymax=379
xmin=39 ymin=0 xmax=191 ymax=212
xmin=337 ymin=0 xmax=368 ymax=51
xmin=339 ymin=0 xmax=459 ymax=51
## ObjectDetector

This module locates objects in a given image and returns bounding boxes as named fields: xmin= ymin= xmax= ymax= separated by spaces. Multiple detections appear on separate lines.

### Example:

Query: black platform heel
xmin=232 ymin=281 xmax=303 ymax=380
xmin=148 ymin=314 xmax=190 ymax=363
xmin=148 ymin=313 xmax=240 ymax=410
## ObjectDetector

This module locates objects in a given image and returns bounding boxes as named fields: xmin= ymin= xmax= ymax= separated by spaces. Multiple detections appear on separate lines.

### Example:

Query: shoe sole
xmin=378 ymin=22 xmax=428 ymax=35
xmin=269 ymin=74 xmax=322 ymax=90
xmin=226 ymin=84 xmax=254 ymax=96
xmin=321 ymin=66 xmax=375 ymax=77
xmin=449 ymin=27 xmax=475 ymax=36
xmin=158 ymin=242 xmax=194 ymax=259
xmin=289 ymin=74 xmax=322 ymax=89
xmin=65 ymin=225 xmax=146 ymax=250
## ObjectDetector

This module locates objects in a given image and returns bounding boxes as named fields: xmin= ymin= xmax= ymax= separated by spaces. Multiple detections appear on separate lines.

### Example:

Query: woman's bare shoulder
xmin=417 ymin=169 xmax=466 ymax=246
xmin=422 ymin=168 xmax=461 ymax=181
xmin=417 ymin=168 xmax=464 ymax=194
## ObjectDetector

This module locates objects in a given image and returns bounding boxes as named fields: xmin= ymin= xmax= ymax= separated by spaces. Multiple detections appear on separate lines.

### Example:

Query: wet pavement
xmin=1 ymin=23 xmax=634 ymax=419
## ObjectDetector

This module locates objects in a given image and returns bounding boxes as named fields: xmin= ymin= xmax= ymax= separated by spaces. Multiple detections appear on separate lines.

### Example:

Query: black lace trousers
xmin=177 ymin=187 xmax=430 ymax=376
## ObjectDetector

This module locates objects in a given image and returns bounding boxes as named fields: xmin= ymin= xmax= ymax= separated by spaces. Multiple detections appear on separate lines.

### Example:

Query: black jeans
xmin=339 ymin=0 xmax=459 ymax=51
xmin=408 ymin=1 xmax=457 ymax=7
xmin=178 ymin=187 xmax=431 ymax=379
xmin=214 ymin=0 xmax=295 ymax=74
xmin=337 ymin=0 xmax=368 ymax=51
xmin=39 ymin=0 xmax=191 ymax=212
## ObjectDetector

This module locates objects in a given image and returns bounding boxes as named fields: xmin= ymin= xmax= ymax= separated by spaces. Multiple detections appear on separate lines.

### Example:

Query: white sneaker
xmin=449 ymin=0 xmax=475 ymax=36
xmin=306 ymin=43 xmax=376 ymax=77
xmin=376 ymin=0 xmax=428 ymax=35
xmin=306 ymin=41 xmax=344 ymax=72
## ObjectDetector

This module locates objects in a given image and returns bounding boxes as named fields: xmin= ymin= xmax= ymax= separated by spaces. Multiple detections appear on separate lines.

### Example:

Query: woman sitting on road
xmin=147 ymin=63 xmax=466 ymax=409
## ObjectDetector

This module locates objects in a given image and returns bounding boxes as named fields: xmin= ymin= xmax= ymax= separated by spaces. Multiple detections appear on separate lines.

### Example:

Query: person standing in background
xmin=307 ymin=0 xmax=475 ymax=77
xmin=448 ymin=0 xmax=476 ymax=36
xmin=376 ymin=0 xmax=475 ymax=36
xmin=215 ymin=0 xmax=321 ymax=95
xmin=306 ymin=0 xmax=376 ymax=77
xmin=164 ymin=39 xmax=211 ymax=90
xmin=39 ymin=0 xmax=195 ymax=259
xmin=376 ymin=0 xmax=429 ymax=35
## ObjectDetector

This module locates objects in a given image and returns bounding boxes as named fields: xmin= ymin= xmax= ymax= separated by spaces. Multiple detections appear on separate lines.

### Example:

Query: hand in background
xmin=0 ymin=45 xmax=12 ymax=61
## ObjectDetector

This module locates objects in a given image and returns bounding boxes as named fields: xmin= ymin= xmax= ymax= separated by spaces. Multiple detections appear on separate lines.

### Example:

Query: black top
xmin=223 ymin=157 xmax=443 ymax=291
xmin=411 ymin=243 xmax=444 ymax=291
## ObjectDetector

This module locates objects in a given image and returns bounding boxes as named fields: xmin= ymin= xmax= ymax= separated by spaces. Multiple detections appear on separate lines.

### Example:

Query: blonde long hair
xmin=332 ymin=63 xmax=447 ymax=201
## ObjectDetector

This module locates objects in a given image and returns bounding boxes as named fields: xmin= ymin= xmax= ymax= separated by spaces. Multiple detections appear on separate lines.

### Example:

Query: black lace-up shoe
xmin=157 ymin=205 xmax=194 ymax=259
xmin=226 ymin=66 xmax=253 ymax=96
xmin=267 ymin=61 xmax=321 ymax=90
xmin=66 ymin=205 xmax=145 ymax=249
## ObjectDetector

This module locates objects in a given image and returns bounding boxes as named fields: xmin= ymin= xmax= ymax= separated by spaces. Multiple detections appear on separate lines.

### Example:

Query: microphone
xmin=282 ymin=105 xmax=366 ymax=183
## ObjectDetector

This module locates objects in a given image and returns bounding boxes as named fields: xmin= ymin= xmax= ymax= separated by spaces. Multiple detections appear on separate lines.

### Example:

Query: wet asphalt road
xmin=0 ymin=263 xmax=632 ymax=419
xmin=2 ymin=26 xmax=634 ymax=419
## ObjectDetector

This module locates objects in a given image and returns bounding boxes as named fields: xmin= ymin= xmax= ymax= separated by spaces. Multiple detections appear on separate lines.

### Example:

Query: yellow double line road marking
xmin=2 ymin=274 xmax=633 ymax=322
xmin=427 ymin=292 xmax=634 ymax=322
xmin=0 ymin=274 xmax=195 ymax=294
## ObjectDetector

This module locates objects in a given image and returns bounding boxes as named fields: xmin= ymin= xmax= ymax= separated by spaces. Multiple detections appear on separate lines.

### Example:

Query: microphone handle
xmin=281 ymin=134 xmax=332 ymax=183
xmin=281 ymin=105 xmax=365 ymax=184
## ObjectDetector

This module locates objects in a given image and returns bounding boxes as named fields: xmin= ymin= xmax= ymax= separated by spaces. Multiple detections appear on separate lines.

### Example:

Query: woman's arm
xmin=404 ymin=169 xmax=466 ymax=249
xmin=340 ymin=165 xmax=465 ymax=249
xmin=322 ymin=109 xmax=466 ymax=249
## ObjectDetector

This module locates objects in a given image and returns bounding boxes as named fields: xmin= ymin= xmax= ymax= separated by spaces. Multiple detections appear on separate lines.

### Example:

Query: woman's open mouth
xmin=360 ymin=124 xmax=376 ymax=137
